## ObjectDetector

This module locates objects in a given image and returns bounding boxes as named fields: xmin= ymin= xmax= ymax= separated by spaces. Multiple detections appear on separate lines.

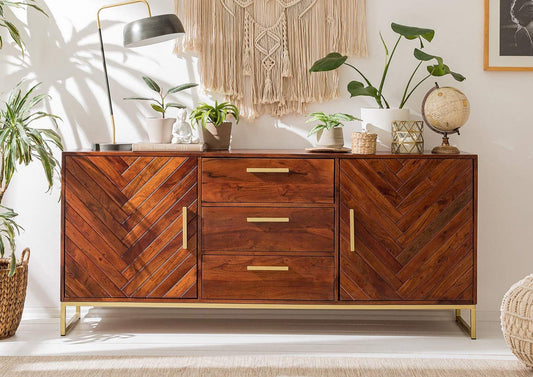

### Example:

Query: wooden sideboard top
xmin=63 ymin=149 xmax=477 ymax=159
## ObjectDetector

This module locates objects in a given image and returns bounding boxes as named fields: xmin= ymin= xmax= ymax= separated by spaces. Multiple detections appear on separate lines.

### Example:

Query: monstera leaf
xmin=309 ymin=53 xmax=348 ymax=72
xmin=392 ymin=23 xmax=435 ymax=47
xmin=348 ymin=81 xmax=379 ymax=98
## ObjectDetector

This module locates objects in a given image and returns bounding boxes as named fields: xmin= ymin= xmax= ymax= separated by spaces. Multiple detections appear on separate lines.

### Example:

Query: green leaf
xmin=331 ymin=113 xmax=359 ymax=122
xmin=123 ymin=97 xmax=156 ymax=101
xmin=391 ymin=23 xmax=435 ymax=43
xmin=151 ymin=104 xmax=165 ymax=113
xmin=142 ymin=76 xmax=161 ymax=93
xmin=307 ymin=124 xmax=326 ymax=137
xmin=9 ymin=252 xmax=16 ymax=277
xmin=450 ymin=71 xmax=466 ymax=82
xmin=347 ymin=81 xmax=378 ymax=98
xmin=309 ymin=52 xmax=347 ymax=72
xmin=165 ymin=103 xmax=186 ymax=110
xmin=166 ymin=83 xmax=198 ymax=95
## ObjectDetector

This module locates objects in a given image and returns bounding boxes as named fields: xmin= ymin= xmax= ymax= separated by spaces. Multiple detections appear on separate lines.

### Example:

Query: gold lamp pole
xmin=94 ymin=0 xmax=185 ymax=151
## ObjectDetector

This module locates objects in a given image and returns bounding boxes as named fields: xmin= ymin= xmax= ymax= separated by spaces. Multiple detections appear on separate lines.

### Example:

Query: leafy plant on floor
xmin=124 ymin=76 xmax=198 ymax=119
xmin=0 ymin=82 xmax=63 ymax=276
xmin=306 ymin=112 xmax=360 ymax=137
xmin=190 ymin=101 xmax=240 ymax=128
xmin=310 ymin=23 xmax=466 ymax=109
xmin=0 ymin=0 xmax=48 ymax=52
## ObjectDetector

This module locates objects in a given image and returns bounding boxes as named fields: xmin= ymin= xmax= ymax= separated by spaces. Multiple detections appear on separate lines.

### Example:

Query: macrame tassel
xmin=262 ymin=73 xmax=274 ymax=103
xmin=243 ymin=13 xmax=252 ymax=75
xmin=282 ymin=49 xmax=291 ymax=77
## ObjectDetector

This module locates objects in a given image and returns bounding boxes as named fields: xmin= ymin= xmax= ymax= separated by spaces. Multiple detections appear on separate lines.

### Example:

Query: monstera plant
xmin=310 ymin=23 xmax=466 ymax=109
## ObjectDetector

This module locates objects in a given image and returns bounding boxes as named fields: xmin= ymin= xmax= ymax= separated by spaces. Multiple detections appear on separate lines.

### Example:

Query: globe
xmin=422 ymin=85 xmax=471 ymax=154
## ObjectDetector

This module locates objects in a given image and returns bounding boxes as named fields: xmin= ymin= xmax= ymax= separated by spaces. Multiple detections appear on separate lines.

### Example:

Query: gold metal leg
xmin=60 ymin=303 xmax=81 ymax=336
xmin=455 ymin=308 xmax=476 ymax=340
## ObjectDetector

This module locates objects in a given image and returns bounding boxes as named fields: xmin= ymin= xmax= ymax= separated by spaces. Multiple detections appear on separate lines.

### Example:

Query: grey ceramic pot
xmin=202 ymin=122 xmax=232 ymax=150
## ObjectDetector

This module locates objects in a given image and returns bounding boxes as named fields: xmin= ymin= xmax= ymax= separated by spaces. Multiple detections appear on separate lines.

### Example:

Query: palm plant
xmin=190 ymin=101 xmax=240 ymax=128
xmin=124 ymin=76 xmax=198 ymax=119
xmin=306 ymin=112 xmax=359 ymax=137
xmin=0 ymin=0 xmax=47 ymax=52
xmin=0 ymin=82 xmax=63 ymax=276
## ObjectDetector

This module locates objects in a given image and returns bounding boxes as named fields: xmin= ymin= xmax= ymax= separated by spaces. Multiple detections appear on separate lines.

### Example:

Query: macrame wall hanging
xmin=175 ymin=0 xmax=367 ymax=119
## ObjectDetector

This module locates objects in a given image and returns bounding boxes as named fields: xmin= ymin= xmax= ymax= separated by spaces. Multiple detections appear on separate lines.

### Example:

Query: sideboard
xmin=61 ymin=150 xmax=477 ymax=338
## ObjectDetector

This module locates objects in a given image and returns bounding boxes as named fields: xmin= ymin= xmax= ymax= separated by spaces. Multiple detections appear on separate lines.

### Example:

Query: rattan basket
xmin=0 ymin=248 xmax=30 ymax=339
xmin=352 ymin=132 xmax=377 ymax=154
xmin=501 ymin=274 xmax=533 ymax=368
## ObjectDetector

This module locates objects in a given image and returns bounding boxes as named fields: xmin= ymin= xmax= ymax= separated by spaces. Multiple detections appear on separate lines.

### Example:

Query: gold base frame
xmin=60 ymin=302 xmax=477 ymax=339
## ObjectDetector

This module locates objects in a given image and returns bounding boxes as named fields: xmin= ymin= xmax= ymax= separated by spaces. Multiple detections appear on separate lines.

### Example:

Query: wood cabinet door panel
xmin=63 ymin=156 xmax=198 ymax=300
xmin=340 ymin=158 xmax=475 ymax=302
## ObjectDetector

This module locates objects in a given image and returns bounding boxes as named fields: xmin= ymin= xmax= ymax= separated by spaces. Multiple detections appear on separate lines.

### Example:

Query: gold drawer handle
xmin=182 ymin=207 xmax=188 ymax=250
xmin=246 ymin=168 xmax=290 ymax=173
xmin=247 ymin=217 xmax=290 ymax=223
xmin=247 ymin=266 xmax=289 ymax=271
xmin=350 ymin=209 xmax=355 ymax=252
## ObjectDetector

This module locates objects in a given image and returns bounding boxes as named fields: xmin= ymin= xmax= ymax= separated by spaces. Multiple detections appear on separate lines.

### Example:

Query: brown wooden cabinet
xmin=61 ymin=151 xmax=477 ymax=338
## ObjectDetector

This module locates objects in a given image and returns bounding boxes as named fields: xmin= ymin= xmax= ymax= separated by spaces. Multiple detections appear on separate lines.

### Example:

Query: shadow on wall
xmin=0 ymin=3 xmax=197 ymax=149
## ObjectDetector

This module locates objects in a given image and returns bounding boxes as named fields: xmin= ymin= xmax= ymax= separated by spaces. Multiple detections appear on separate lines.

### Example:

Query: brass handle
xmin=247 ymin=266 xmax=289 ymax=271
xmin=246 ymin=168 xmax=290 ymax=173
xmin=247 ymin=217 xmax=290 ymax=223
xmin=182 ymin=207 xmax=188 ymax=250
xmin=350 ymin=209 xmax=355 ymax=252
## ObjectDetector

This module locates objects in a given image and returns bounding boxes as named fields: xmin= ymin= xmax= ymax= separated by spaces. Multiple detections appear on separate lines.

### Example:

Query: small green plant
xmin=124 ymin=76 xmax=198 ymax=119
xmin=0 ymin=82 xmax=63 ymax=276
xmin=190 ymin=101 xmax=240 ymax=128
xmin=310 ymin=23 xmax=466 ymax=109
xmin=0 ymin=0 xmax=48 ymax=52
xmin=306 ymin=112 xmax=359 ymax=137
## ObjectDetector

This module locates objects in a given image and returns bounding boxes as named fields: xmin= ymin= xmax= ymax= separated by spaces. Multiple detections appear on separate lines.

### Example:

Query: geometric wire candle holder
xmin=391 ymin=121 xmax=424 ymax=154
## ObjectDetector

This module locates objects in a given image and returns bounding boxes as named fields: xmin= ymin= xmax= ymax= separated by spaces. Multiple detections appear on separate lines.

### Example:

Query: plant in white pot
xmin=306 ymin=112 xmax=359 ymax=149
xmin=125 ymin=76 xmax=198 ymax=143
xmin=190 ymin=101 xmax=240 ymax=151
xmin=310 ymin=22 xmax=466 ymax=149
xmin=0 ymin=82 xmax=63 ymax=339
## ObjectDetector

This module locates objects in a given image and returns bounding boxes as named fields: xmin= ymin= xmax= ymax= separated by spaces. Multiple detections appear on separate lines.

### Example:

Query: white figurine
xmin=172 ymin=109 xmax=195 ymax=144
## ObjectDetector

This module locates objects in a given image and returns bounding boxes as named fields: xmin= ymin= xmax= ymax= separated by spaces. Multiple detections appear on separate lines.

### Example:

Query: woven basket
xmin=352 ymin=132 xmax=377 ymax=154
xmin=501 ymin=274 xmax=533 ymax=368
xmin=0 ymin=248 xmax=30 ymax=339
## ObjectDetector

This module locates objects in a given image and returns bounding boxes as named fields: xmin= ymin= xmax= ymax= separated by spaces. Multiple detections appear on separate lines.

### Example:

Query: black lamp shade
xmin=123 ymin=14 xmax=185 ymax=48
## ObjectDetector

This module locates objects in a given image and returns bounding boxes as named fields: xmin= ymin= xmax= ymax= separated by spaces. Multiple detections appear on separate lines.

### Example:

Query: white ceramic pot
xmin=145 ymin=118 xmax=176 ymax=144
xmin=316 ymin=127 xmax=344 ymax=148
xmin=361 ymin=108 xmax=410 ymax=151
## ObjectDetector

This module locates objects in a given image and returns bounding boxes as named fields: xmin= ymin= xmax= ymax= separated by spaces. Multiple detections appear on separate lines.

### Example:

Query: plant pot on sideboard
xmin=0 ymin=248 xmax=30 ymax=339
xmin=202 ymin=122 xmax=232 ymax=151
xmin=145 ymin=118 xmax=176 ymax=144
xmin=316 ymin=127 xmax=344 ymax=148
xmin=361 ymin=108 xmax=410 ymax=151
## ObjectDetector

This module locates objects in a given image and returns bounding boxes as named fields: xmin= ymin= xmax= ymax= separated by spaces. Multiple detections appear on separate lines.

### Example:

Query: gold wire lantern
xmin=391 ymin=121 xmax=424 ymax=154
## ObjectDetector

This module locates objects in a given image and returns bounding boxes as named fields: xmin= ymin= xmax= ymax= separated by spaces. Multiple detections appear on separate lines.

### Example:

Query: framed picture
xmin=485 ymin=0 xmax=533 ymax=71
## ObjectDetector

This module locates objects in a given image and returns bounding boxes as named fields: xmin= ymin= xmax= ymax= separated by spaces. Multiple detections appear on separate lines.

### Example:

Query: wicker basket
xmin=0 ymin=248 xmax=30 ymax=339
xmin=501 ymin=274 xmax=533 ymax=368
xmin=352 ymin=132 xmax=377 ymax=154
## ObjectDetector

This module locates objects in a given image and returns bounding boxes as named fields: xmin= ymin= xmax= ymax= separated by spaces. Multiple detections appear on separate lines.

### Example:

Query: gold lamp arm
xmin=97 ymin=0 xmax=152 ymax=29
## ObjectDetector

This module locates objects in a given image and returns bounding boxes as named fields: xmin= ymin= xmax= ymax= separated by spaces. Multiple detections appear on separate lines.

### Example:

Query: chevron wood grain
xmin=63 ymin=156 xmax=198 ymax=300
xmin=340 ymin=158 xmax=475 ymax=303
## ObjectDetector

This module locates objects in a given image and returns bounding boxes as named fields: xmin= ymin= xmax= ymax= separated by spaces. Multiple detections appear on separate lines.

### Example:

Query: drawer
xmin=202 ymin=158 xmax=334 ymax=204
xmin=202 ymin=255 xmax=335 ymax=301
xmin=202 ymin=207 xmax=335 ymax=252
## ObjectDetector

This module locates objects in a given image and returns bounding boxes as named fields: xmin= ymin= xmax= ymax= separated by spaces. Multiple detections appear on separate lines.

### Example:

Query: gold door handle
xmin=182 ymin=207 xmax=188 ymax=250
xmin=350 ymin=209 xmax=355 ymax=252
xmin=246 ymin=168 xmax=290 ymax=173
xmin=247 ymin=217 xmax=290 ymax=223
xmin=247 ymin=266 xmax=289 ymax=271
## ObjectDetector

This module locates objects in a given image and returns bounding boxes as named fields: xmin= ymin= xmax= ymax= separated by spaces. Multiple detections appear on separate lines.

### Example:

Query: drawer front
xmin=202 ymin=207 xmax=335 ymax=252
xmin=202 ymin=255 xmax=335 ymax=301
xmin=202 ymin=158 xmax=334 ymax=204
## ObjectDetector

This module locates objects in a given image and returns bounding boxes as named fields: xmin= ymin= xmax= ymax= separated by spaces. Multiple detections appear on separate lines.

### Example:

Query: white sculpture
xmin=172 ymin=109 xmax=196 ymax=144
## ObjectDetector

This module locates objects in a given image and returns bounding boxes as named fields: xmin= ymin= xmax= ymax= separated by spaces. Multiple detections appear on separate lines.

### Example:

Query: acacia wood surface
xmin=339 ymin=158 xmax=475 ymax=303
xmin=202 ymin=255 xmax=335 ymax=301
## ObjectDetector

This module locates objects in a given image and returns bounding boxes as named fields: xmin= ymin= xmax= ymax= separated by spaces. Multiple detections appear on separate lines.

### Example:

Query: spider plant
xmin=190 ymin=101 xmax=240 ymax=128
xmin=306 ymin=112 xmax=359 ymax=137
xmin=0 ymin=0 xmax=47 ymax=52
xmin=0 ymin=82 xmax=63 ymax=276
xmin=124 ymin=76 xmax=198 ymax=119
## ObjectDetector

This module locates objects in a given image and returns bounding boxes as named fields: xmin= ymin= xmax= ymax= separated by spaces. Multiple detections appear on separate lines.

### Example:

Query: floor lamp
xmin=93 ymin=0 xmax=185 ymax=152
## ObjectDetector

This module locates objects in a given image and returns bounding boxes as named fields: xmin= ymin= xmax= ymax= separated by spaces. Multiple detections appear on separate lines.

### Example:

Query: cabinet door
xmin=340 ymin=158 xmax=475 ymax=302
xmin=63 ymin=156 xmax=198 ymax=300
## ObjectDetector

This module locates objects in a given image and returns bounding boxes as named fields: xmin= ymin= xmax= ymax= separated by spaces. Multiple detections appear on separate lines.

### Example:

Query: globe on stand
xmin=422 ymin=84 xmax=470 ymax=154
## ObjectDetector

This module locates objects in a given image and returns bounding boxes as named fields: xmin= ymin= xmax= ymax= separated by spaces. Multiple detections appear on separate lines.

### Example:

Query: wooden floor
xmin=0 ymin=308 xmax=513 ymax=360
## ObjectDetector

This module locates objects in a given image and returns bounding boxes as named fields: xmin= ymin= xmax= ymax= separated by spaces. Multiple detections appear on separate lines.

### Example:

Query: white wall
xmin=1 ymin=0 xmax=532 ymax=320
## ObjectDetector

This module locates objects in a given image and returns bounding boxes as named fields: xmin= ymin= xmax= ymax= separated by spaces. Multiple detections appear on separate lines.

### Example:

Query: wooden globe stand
xmin=433 ymin=133 xmax=460 ymax=155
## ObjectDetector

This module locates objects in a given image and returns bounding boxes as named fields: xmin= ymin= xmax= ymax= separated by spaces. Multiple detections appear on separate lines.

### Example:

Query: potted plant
xmin=190 ymin=101 xmax=240 ymax=150
xmin=310 ymin=22 xmax=466 ymax=148
xmin=125 ymin=76 xmax=198 ymax=143
xmin=306 ymin=112 xmax=359 ymax=148
xmin=0 ymin=82 xmax=63 ymax=339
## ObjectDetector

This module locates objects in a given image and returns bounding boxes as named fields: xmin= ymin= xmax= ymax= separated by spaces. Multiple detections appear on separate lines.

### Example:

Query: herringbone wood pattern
xmin=340 ymin=159 xmax=475 ymax=302
xmin=63 ymin=156 xmax=198 ymax=299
